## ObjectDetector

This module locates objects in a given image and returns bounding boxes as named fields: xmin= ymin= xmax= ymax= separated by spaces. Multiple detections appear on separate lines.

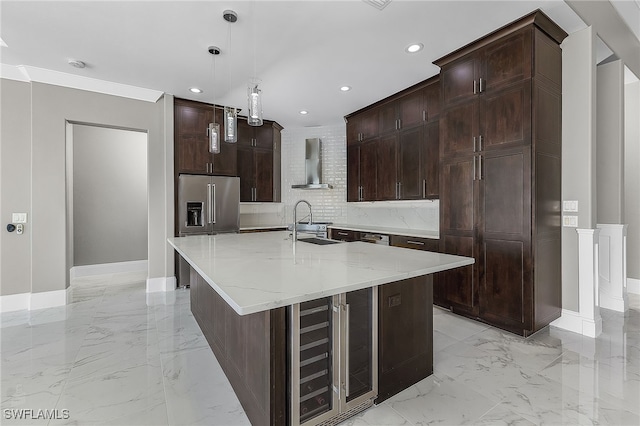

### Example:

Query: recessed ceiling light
xmin=189 ymin=87 xmax=203 ymax=94
xmin=340 ymin=86 xmax=351 ymax=92
xmin=405 ymin=43 xmax=423 ymax=53
xmin=299 ymin=110 xmax=308 ymax=115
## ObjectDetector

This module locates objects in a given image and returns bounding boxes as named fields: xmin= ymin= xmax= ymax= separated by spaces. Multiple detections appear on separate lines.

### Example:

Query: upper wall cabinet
xmin=237 ymin=119 xmax=282 ymax=202
xmin=174 ymin=98 xmax=237 ymax=177
xmin=345 ymin=76 xmax=440 ymax=202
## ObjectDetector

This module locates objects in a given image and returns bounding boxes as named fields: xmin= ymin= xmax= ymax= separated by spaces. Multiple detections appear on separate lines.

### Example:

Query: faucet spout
xmin=292 ymin=200 xmax=312 ymax=243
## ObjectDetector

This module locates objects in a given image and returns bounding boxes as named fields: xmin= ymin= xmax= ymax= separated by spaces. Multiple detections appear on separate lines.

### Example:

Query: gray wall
xmin=0 ymin=78 xmax=173 ymax=297
xmin=0 ymin=79 xmax=32 ymax=296
xmin=596 ymin=60 xmax=625 ymax=224
xmin=561 ymin=26 xmax=597 ymax=312
xmin=626 ymin=80 xmax=640 ymax=280
xmin=72 ymin=124 xmax=148 ymax=266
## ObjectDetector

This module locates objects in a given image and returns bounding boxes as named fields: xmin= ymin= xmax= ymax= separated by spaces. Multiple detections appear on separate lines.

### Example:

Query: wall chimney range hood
xmin=292 ymin=138 xmax=333 ymax=189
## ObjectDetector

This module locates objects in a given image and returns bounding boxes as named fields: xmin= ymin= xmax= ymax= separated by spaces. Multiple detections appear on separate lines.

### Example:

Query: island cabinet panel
xmin=434 ymin=10 xmax=565 ymax=336
xmin=189 ymin=269 xmax=287 ymax=426
xmin=345 ymin=76 xmax=440 ymax=201
xmin=376 ymin=275 xmax=433 ymax=403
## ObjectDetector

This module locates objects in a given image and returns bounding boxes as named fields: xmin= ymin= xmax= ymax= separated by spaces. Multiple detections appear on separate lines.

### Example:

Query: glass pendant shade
xmin=208 ymin=122 xmax=220 ymax=154
xmin=224 ymin=107 xmax=238 ymax=143
xmin=247 ymin=85 xmax=263 ymax=126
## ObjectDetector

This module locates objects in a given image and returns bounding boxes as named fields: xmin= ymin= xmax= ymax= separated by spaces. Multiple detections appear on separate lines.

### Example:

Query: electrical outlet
xmin=563 ymin=215 xmax=578 ymax=227
xmin=563 ymin=201 xmax=578 ymax=212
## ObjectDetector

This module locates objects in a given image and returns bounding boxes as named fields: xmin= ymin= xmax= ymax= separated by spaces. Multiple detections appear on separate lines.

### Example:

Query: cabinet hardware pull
xmin=423 ymin=110 xmax=427 ymax=122
xmin=398 ymin=119 xmax=401 ymax=130
xmin=399 ymin=182 xmax=402 ymax=199
xmin=337 ymin=232 xmax=349 ymax=236
xmin=479 ymin=135 xmax=483 ymax=151
xmin=479 ymin=155 xmax=483 ymax=180
xmin=473 ymin=80 xmax=477 ymax=94
xmin=407 ymin=240 xmax=425 ymax=245
xmin=479 ymin=78 xmax=484 ymax=93
xmin=473 ymin=136 xmax=477 ymax=153
xmin=422 ymin=179 xmax=426 ymax=198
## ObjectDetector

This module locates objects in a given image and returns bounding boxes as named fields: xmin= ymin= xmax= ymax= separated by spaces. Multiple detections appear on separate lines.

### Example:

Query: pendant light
xmin=223 ymin=10 xmax=238 ymax=142
xmin=247 ymin=2 xmax=263 ymax=127
xmin=207 ymin=46 xmax=221 ymax=154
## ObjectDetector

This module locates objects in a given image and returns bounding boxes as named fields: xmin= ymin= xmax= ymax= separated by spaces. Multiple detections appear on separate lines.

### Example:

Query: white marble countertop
xmin=168 ymin=231 xmax=472 ymax=316
xmin=239 ymin=225 xmax=287 ymax=231
xmin=328 ymin=223 xmax=439 ymax=239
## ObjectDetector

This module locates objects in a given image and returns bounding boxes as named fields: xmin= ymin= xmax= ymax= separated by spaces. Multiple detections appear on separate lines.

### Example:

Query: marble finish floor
xmin=0 ymin=272 xmax=638 ymax=425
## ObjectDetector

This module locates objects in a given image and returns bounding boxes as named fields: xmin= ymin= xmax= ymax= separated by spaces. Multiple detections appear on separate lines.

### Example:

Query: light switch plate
xmin=563 ymin=200 xmax=578 ymax=212
xmin=563 ymin=215 xmax=578 ymax=227
xmin=12 ymin=213 xmax=27 ymax=223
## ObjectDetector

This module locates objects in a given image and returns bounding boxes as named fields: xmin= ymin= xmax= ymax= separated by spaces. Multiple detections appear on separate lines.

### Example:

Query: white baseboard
xmin=146 ymin=276 xmax=176 ymax=293
xmin=0 ymin=292 xmax=30 ymax=313
xmin=0 ymin=288 xmax=70 ymax=313
xmin=551 ymin=309 xmax=602 ymax=338
xmin=30 ymin=288 xmax=70 ymax=310
xmin=70 ymin=260 xmax=148 ymax=279
xmin=629 ymin=278 xmax=640 ymax=295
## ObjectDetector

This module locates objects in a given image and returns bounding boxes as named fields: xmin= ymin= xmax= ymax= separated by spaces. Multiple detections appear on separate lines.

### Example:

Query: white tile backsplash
xmin=239 ymin=123 xmax=439 ymax=233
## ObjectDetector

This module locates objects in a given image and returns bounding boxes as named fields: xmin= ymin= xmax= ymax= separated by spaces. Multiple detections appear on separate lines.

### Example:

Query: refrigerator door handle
xmin=211 ymin=183 xmax=216 ymax=224
xmin=207 ymin=184 xmax=213 ymax=224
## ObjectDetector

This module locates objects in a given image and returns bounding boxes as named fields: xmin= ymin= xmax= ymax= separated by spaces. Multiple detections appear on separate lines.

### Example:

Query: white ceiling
xmin=1 ymin=1 xmax=589 ymax=128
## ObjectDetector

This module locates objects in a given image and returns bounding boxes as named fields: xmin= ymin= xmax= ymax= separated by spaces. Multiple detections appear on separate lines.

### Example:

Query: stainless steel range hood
xmin=291 ymin=138 xmax=333 ymax=189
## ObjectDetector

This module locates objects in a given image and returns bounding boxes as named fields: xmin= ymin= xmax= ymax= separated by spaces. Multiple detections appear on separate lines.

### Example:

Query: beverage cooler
xmin=290 ymin=287 xmax=378 ymax=425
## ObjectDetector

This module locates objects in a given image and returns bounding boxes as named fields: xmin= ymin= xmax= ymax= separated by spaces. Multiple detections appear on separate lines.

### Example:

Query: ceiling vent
xmin=362 ymin=0 xmax=392 ymax=11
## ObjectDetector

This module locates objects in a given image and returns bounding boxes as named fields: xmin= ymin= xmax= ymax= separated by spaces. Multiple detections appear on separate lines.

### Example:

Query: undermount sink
xmin=297 ymin=237 xmax=341 ymax=246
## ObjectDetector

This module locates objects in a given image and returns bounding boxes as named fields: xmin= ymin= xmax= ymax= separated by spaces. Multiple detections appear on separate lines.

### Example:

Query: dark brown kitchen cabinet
xmin=389 ymin=235 xmax=438 ymax=252
xmin=236 ymin=119 xmax=282 ymax=202
xmin=174 ymin=98 xmax=237 ymax=176
xmin=434 ymin=10 xmax=565 ymax=336
xmin=345 ymin=76 xmax=440 ymax=202
xmin=329 ymin=228 xmax=361 ymax=242
xmin=347 ymin=140 xmax=378 ymax=202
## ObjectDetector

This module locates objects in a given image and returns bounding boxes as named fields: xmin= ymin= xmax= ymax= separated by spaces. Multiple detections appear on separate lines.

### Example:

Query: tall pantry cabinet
xmin=434 ymin=10 xmax=567 ymax=336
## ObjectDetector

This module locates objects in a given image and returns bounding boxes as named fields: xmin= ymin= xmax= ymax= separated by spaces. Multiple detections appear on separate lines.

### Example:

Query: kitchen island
xmin=168 ymin=231 xmax=474 ymax=426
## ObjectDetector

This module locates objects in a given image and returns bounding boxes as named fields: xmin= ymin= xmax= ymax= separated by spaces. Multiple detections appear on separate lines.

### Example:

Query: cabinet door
xmin=398 ymin=88 xmax=425 ymax=130
xmin=376 ymin=135 xmax=398 ymax=200
xmin=478 ymin=147 xmax=532 ymax=330
xmin=237 ymin=146 xmax=255 ymax=202
xmin=345 ymin=288 xmax=375 ymax=402
xmin=254 ymin=124 xmax=274 ymax=149
xmin=175 ymin=103 xmax=211 ymax=174
xmin=377 ymin=276 xmax=432 ymax=402
xmin=424 ymin=82 xmax=441 ymax=121
xmin=480 ymin=82 xmax=531 ymax=151
xmin=481 ymin=28 xmax=532 ymax=92
xmin=441 ymin=55 xmax=478 ymax=106
xmin=422 ymin=121 xmax=439 ymax=199
xmin=360 ymin=141 xmax=377 ymax=201
xmin=439 ymin=155 xmax=478 ymax=314
xmin=440 ymin=101 xmax=479 ymax=158
xmin=347 ymin=145 xmax=360 ymax=202
xmin=398 ymin=127 xmax=422 ymax=200
xmin=347 ymin=108 xmax=380 ymax=144
xmin=378 ymin=102 xmax=398 ymax=135
xmin=254 ymin=149 xmax=274 ymax=202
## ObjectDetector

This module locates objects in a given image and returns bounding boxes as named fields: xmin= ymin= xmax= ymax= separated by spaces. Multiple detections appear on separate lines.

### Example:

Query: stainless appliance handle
xmin=211 ymin=183 xmax=216 ymax=224
xmin=207 ymin=184 xmax=213 ymax=224
xmin=344 ymin=303 xmax=350 ymax=398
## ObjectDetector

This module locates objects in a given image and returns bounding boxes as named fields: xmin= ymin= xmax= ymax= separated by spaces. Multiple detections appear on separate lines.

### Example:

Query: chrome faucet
xmin=292 ymin=199 xmax=312 ymax=243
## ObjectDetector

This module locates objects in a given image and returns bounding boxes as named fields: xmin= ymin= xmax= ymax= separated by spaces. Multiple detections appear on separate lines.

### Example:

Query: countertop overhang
xmin=168 ymin=231 xmax=473 ymax=316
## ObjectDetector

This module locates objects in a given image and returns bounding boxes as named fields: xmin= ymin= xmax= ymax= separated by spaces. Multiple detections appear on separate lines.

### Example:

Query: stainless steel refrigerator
xmin=177 ymin=174 xmax=240 ymax=285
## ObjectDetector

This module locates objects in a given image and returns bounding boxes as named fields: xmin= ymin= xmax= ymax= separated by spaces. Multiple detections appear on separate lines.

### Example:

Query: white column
xmin=597 ymin=224 xmax=628 ymax=312
xmin=577 ymin=228 xmax=602 ymax=338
